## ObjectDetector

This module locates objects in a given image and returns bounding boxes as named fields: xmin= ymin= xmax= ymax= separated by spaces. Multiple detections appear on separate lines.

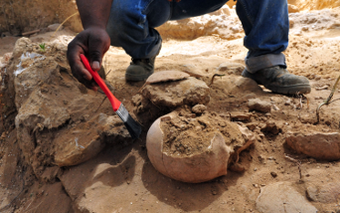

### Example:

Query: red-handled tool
xmin=80 ymin=54 xmax=142 ymax=139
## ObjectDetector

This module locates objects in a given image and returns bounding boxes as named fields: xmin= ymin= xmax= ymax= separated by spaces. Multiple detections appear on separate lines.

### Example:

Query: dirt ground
xmin=2 ymin=2 xmax=340 ymax=213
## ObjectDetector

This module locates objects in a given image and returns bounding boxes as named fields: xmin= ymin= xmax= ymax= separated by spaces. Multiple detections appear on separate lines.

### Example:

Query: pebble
xmin=192 ymin=104 xmax=207 ymax=114
xmin=284 ymin=99 xmax=291 ymax=105
xmin=230 ymin=112 xmax=252 ymax=122
xmin=245 ymin=123 xmax=257 ymax=131
xmin=272 ymin=104 xmax=280 ymax=111
xmin=270 ymin=172 xmax=278 ymax=178
xmin=248 ymin=98 xmax=271 ymax=113
xmin=47 ymin=23 xmax=63 ymax=31
xmin=261 ymin=120 xmax=281 ymax=135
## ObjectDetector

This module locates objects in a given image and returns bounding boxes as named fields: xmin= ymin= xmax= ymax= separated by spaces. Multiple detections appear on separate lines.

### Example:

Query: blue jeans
xmin=107 ymin=0 xmax=289 ymax=73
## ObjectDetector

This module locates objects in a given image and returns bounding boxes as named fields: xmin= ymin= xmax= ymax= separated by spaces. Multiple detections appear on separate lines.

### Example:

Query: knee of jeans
xmin=107 ymin=21 xmax=128 ymax=47
xmin=107 ymin=8 xmax=147 ymax=47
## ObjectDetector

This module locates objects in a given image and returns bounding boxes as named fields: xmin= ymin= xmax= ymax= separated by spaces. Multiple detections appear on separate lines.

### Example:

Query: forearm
xmin=76 ymin=0 xmax=113 ymax=29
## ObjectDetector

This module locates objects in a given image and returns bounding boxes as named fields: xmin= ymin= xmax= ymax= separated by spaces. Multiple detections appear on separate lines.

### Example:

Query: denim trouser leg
xmin=106 ymin=0 xmax=229 ymax=59
xmin=236 ymin=0 xmax=289 ymax=73
xmin=170 ymin=0 xmax=229 ymax=20
xmin=107 ymin=0 xmax=289 ymax=69
xmin=107 ymin=0 xmax=171 ymax=59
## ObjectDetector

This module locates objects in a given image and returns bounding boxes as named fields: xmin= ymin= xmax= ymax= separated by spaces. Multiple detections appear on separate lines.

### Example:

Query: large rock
xmin=306 ymin=183 xmax=340 ymax=203
xmin=256 ymin=182 xmax=318 ymax=213
xmin=304 ymin=168 xmax=340 ymax=203
xmin=8 ymin=38 xmax=130 ymax=180
xmin=286 ymin=132 xmax=340 ymax=160
xmin=216 ymin=62 xmax=245 ymax=75
xmin=141 ymin=76 xmax=210 ymax=109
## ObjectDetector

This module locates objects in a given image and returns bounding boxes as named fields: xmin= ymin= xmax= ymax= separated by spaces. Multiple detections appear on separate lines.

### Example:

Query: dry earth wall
xmin=1 ymin=0 xmax=340 ymax=36
xmin=0 ymin=0 xmax=82 ymax=35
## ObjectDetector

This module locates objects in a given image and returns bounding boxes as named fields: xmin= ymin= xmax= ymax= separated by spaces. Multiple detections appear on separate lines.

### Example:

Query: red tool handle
xmin=80 ymin=54 xmax=121 ymax=111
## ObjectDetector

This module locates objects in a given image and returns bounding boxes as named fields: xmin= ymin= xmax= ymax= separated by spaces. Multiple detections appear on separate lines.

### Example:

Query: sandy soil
xmin=1 ymin=3 xmax=340 ymax=213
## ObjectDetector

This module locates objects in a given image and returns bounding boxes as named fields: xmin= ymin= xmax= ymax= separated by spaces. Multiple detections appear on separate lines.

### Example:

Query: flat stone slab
xmin=304 ymin=168 xmax=340 ymax=203
xmin=256 ymin=182 xmax=318 ymax=213
xmin=146 ymin=70 xmax=190 ymax=84
xmin=141 ymin=77 xmax=210 ymax=108
xmin=286 ymin=132 xmax=340 ymax=160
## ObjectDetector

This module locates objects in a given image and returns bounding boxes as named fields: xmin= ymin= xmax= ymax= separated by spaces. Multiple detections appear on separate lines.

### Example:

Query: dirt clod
xmin=161 ymin=108 xmax=242 ymax=156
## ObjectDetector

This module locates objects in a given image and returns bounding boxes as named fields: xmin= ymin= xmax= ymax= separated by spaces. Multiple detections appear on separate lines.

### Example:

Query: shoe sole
xmin=268 ymin=85 xmax=311 ymax=95
xmin=242 ymin=70 xmax=311 ymax=95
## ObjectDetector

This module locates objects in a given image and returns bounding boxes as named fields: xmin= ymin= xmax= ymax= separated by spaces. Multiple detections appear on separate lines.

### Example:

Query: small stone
xmin=284 ymin=99 xmax=291 ymax=105
xmin=261 ymin=120 xmax=281 ymax=135
xmin=270 ymin=172 xmax=278 ymax=178
xmin=192 ymin=104 xmax=207 ymax=114
xmin=273 ymin=104 xmax=280 ymax=111
xmin=306 ymin=186 xmax=318 ymax=201
xmin=288 ymin=4 xmax=299 ymax=13
xmin=302 ymin=26 xmax=309 ymax=31
xmin=245 ymin=123 xmax=257 ymax=131
xmin=230 ymin=112 xmax=252 ymax=122
xmin=258 ymin=155 xmax=265 ymax=163
xmin=47 ymin=23 xmax=63 ymax=31
xmin=216 ymin=62 xmax=245 ymax=75
xmin=248 ymin=98 xmax=271 ymax=113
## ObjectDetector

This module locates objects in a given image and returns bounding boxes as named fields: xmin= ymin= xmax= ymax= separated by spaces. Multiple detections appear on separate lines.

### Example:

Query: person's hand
xmin=67 ymin=27 xmax=110 ymax=89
